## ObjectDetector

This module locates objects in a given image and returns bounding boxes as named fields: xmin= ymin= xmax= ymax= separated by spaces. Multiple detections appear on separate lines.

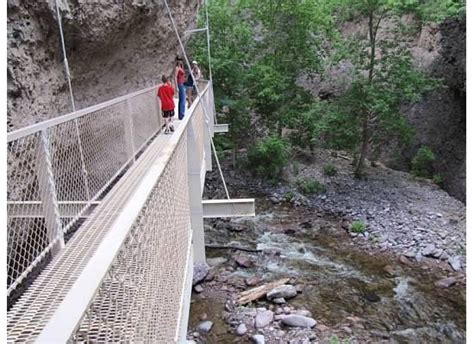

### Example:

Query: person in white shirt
xmin=185 ymin=60 xmax=202 ymax=107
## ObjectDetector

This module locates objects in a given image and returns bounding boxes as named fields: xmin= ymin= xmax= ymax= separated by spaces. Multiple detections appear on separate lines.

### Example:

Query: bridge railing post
xmin=209 ymin=81 xmax=216 ymax=133
xmin=37 ymin=129 xmax=65 ymax=256
xmin=187 ymin=120 xmax=206 ymax=263
xmin=203 ymin=87 xmax=212 ymax=172
xmin=124 ymin=99 xmax=136 ymax=162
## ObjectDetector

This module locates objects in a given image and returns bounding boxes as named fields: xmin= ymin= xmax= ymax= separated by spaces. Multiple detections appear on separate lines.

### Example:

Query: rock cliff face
xmin=7 ymin=0 xmax=201 ymax=131
xmin=383 ymin=17 xmax=466 ymax=203
xmin=298 ymin=15 xmax=465 ymax=203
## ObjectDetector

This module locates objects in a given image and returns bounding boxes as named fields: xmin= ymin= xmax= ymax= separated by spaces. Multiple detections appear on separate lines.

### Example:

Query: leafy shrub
xmin=323 ymin=164 xmax=337 ymax=176
xmin=433 ymin=174 xmax=443 ymax=187
xmin=284 ymin=191 xmax=296 ymax=202
xmin=350 ymin=221 xmax=367 ymax=233
xmin=247 ymin=136 xmax=289 ymax=180
xmin=411 ymin=145 xmax=435 ymax=178
xmin=292 ymin=161 xmax=300 ymax=176
xmin=296 ymin=178 xmax=326 ymax=195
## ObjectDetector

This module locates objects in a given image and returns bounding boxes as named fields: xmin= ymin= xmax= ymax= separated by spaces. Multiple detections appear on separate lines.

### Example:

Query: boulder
xmin=255 ymin=310 xmax=274 ymax=328
xmin=236 ymin=323 xmax=248 ymax=336
xmin=448 ymin=256 xmax=462 ymax=271
xmin=267 ymin=285 xmax=297 ymax=300
xmin=435 ymin=277 xmax=456 ymax=288
xmin=383 ymin=265 xmax=397 ymax=276
xmin=207 ymin=257 xmax=228 ymax=267
xmin=422 ymin=244 xmax=436 ymax=257
xmin=281 ymin=315 xmax=317 ymax=328
xmin=235 ymin=255 xmax=253 ymax=268
xmin=193 ymin=263 xmax=209 ymax=286
xmin=196 ymin=320 xmax=213 ymax=333
xmin=272 ymin=297 xmax=286 ymax=304
xmin=252 ymin=334 xmax=265 ymax=344
xmin=245 ymin=276 xmax=260 ymax=286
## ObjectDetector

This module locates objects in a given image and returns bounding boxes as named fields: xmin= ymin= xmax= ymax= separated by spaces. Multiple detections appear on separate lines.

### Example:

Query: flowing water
xmin=189 ymin=198 xmax=465 ymax=343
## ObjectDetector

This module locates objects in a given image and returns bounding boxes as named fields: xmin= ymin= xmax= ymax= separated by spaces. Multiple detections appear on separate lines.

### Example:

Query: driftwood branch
xmin=238 ymin=278 xmax=290 ymax=305
xmin=205 ymin=244 xmax=261 ymax=253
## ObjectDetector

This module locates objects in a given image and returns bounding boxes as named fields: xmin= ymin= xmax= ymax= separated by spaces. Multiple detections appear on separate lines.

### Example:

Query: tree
xmin=310 ymin=0 xmax=438 ymax=178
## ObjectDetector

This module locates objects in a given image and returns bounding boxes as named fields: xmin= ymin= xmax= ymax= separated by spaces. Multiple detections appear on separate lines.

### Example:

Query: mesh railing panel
xmin=7 ymin=87 xmax=161 ymax=296
xmin=76 ymin=102 xmax=128 ymax=199
xmin=7 ymin=133 xmax=53 ymax=291
xmin=7 ymin=125 xmax=173 ymax=342
xmin=74 ymin=134 xmax=191 ymax=343
xmin=192 ymin=101 xmax=205 ymax=162
xmin=130 ymin=92 xmax=161 ymax=151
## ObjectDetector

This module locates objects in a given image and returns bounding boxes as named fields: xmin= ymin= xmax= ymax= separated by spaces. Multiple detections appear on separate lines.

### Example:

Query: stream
xmin=189 ymin=197 xmax=465 ymax=343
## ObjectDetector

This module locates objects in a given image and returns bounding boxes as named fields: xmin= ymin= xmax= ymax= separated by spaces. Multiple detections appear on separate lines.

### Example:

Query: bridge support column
xmin=187 ymin=123 xmax=206 ymax=263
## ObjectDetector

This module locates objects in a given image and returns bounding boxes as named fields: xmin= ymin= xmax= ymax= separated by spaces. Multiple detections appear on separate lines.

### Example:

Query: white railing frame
xmin=7 ymin=84 xmax=165 ymax=295
xmin=36 ymin=81 xmax=212 ymax=343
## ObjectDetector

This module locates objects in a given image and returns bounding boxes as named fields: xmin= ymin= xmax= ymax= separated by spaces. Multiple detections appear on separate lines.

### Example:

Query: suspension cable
xmin=204 ymin=0 xmax=212 ymax=83
xmin=162 ymin=0 xmax=230 ymax=200
xmin=54 ymin=0 xmax=76 ymax=111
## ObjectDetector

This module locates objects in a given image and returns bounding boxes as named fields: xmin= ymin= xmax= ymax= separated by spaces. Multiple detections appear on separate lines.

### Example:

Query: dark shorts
xmin=162 ymin=109 xmax=175 ymax=118
xmin=187 ymin=85 xmax=197 ymax=95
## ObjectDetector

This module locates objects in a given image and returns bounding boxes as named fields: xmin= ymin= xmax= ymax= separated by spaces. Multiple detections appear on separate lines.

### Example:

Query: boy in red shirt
xmin=157 ymin=75 xmax=175 ymax=134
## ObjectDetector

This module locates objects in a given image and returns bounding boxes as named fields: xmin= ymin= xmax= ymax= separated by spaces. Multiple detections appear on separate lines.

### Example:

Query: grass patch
xmin=350 ymin=220 xmax=367 ymax=233
xmin=323 ymin=164 xmax=337 ymax=176
xmin=296 ymin=178 xmax=326 ymax=195
xmin=433 ymin=174 xmax=443 ymax=187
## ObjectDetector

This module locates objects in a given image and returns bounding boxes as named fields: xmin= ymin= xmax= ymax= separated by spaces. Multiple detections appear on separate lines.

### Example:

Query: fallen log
xmin=238 ymin=278 xmax=290 ymax=305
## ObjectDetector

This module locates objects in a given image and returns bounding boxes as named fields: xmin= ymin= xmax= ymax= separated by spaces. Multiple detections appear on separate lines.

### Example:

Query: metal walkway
xmin=7 ymin=80 xmax=254 ymax=343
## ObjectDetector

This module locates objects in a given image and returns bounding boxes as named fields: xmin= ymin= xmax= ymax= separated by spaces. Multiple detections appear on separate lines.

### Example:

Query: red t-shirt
xmin=176 ymin=67 xmax=185 ymax=85
xmin=157 ymin=83 xmax=175 ymax=111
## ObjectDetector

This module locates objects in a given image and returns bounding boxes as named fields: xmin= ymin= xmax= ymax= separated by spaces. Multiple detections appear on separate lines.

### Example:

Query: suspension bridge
xmin=7 ymin=1 xmax=255 ymax=342
xmin=7 ymin=79 xmax=255 ymax=342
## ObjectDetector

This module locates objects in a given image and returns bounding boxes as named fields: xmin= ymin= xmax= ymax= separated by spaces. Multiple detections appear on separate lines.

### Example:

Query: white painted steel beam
xmin=202 ymin=199 xmax=255 ymax=218
xmin=214 ymin=124 xmax=229 ymax=133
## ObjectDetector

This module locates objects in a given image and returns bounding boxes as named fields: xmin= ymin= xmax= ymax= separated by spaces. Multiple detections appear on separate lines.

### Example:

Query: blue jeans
xmin=178 ymin=84 xmax=186 ymax=120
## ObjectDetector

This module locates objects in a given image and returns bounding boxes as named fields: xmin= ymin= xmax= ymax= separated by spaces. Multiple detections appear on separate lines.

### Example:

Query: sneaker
xmin=170 ymin=125 xmax=174 ymax=132
xmin=164 ymin=129 xmax=170 ymax=135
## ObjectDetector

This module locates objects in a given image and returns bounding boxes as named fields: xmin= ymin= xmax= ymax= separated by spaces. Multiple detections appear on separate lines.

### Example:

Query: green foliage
xmin=411 ymin=145 xmax=436 ymax=178
xmin=189 ymin=0 xmax=456 ymax=181
xmin=388 ymin=0 xmax=465 ymax=22
xmin=329 ymin=334 xmax=350 ymax=344
xmin=284 ymin=190 xmax=296 ymax=202
xmin=323 ymin=164 xmax=338 ymax=176
xmin=246 ymin=136 xmax=289 ymax=180
xmin=350 ymin=221 xmax=367 ymax=233
xmin=433 ymin=173 xmax=443 ymax=186
xmin=433 ymin=174 xmax=443 ymax=187
xmin=296 ymin=178 xmax=326 ymax=195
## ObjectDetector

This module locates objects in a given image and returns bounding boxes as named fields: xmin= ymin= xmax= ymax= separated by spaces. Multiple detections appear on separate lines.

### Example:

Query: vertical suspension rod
xmin=54 ymin=0 xmax=76 ymax=112
xmin=54 ymin=0 xmax=91 ymax=202
xmin=204 ymin=0 xmax=212 ymax=83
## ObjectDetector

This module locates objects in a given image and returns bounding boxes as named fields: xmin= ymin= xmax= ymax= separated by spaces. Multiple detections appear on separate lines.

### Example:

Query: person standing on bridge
xmin=157 ymin=75 xmax=175 ymax=135
xmin=175 ymin=60 xmax=186 ymax=120
xmin=185 ymin=60 xmax=202 ymax=108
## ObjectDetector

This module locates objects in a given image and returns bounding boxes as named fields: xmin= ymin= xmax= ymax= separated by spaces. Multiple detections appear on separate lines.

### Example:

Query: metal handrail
xmin=8 ymin=80 xmax=211 ymax=142
xmin=7 ymin=86 xmax=157 ymax=142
